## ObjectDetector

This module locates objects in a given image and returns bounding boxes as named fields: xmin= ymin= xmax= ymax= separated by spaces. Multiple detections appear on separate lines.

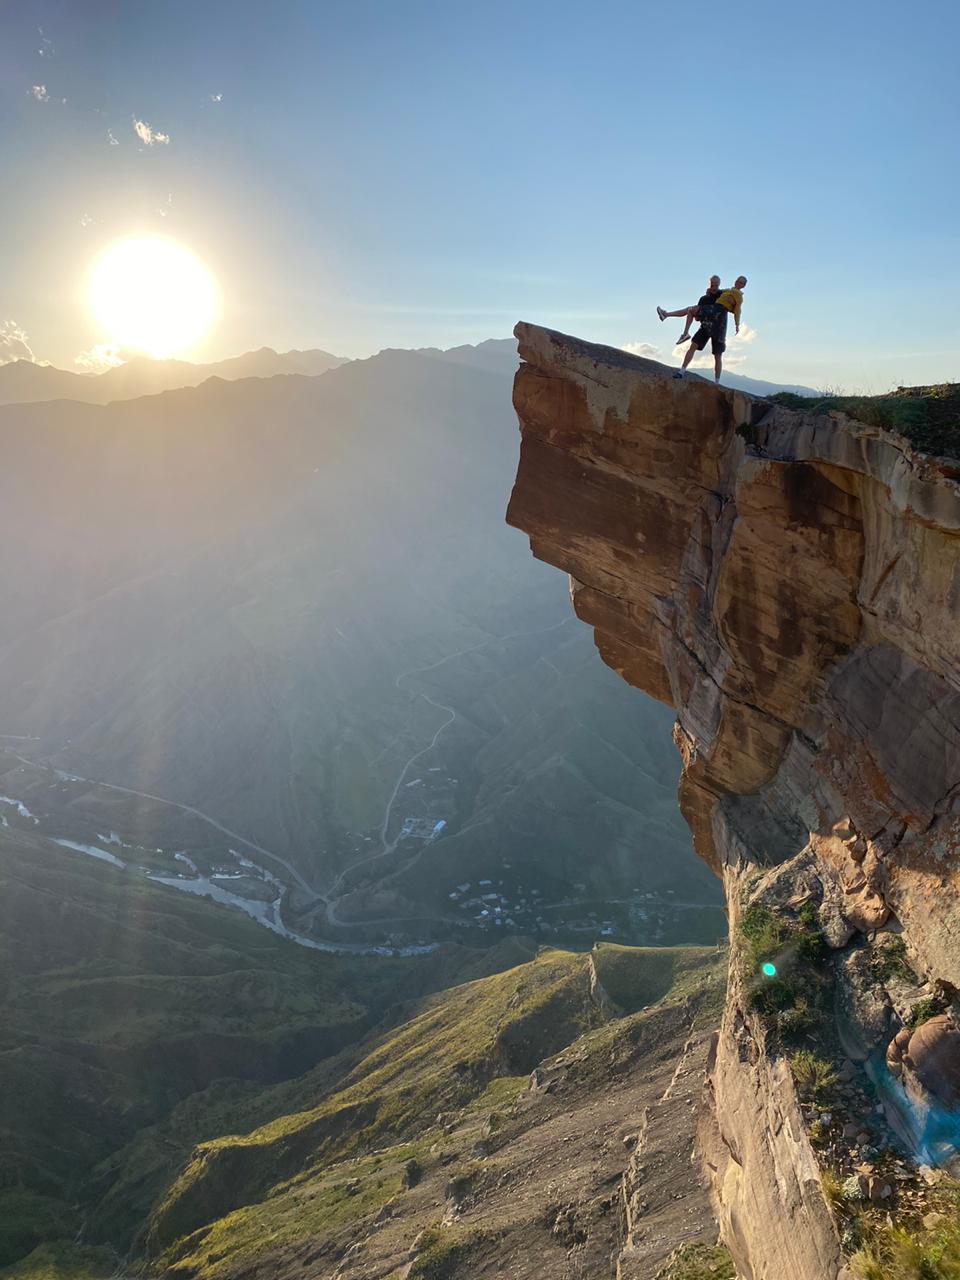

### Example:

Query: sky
xmin=2 ymin=0 xmax=959 ymax=390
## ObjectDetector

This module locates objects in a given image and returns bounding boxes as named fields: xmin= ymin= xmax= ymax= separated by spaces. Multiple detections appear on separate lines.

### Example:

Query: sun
xmin=87 ymin=236 xmax=219 ymax=359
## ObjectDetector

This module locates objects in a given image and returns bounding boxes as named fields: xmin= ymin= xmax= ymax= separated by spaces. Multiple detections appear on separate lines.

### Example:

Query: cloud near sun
xmin=133 ymin=118 xmax=170 ymax=146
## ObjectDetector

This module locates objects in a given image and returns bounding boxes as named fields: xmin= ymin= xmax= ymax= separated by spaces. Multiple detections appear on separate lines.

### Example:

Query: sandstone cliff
xmin=507 ymin=322 xmax=960 ymax=1279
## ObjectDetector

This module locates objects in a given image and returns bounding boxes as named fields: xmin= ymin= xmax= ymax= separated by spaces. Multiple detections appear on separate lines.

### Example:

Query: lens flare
xmin=87 ymin=236 xmax=219 ymax=359
xmin=761 ymin=961 xmax=777 ymax=978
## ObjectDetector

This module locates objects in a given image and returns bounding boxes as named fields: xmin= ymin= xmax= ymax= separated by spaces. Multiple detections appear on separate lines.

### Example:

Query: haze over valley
xmin=0 ymin=341 xmax=721 ymax=953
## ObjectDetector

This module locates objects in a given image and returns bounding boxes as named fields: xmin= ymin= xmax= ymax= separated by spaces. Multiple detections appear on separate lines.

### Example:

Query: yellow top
xmin=715 ymin=287 xmax=743 ymax=328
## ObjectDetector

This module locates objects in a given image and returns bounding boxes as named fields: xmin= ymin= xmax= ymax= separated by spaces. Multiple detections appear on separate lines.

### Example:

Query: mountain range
xmin=0 ymin=346 xmax=346 ymax=405
xmin=0 ymin=338 xmax=817 ymax=408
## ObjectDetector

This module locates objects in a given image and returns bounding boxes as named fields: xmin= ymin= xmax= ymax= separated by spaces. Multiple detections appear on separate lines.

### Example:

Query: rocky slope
xmin=507 ymin=323 xmax=960 ymax=1279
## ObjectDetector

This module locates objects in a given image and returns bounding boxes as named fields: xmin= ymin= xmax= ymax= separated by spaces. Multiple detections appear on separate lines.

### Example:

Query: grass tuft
xmin=870 ymin=936 xmax=914 ymax=984
xmin=791 ymin=1050 xmax=838 ymax=1098
xmin=656 ymin=1240 xmax=737 ymax=1279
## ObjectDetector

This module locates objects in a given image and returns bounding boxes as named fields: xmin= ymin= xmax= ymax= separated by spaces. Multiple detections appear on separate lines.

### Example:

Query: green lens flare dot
xmin=761 ymin=962 xmax=777 ymax=978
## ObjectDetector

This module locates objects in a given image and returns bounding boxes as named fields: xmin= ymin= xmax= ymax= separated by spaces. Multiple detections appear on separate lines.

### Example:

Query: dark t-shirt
xmin=698 ymin=289 xmax=720 ymax=307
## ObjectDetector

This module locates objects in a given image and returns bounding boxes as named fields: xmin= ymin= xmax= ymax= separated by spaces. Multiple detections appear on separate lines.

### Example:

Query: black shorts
xmin=691 ymin=302 xmax=727 ymax=354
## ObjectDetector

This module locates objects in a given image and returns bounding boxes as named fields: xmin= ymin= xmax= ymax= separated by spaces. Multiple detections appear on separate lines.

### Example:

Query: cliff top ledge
xmin=507 ymin=319 xmax=960 ymax=878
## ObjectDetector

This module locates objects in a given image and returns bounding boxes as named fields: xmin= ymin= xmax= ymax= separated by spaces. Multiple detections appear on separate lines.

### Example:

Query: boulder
xmin=904 ymin=1014 xmax=960 ymax=1106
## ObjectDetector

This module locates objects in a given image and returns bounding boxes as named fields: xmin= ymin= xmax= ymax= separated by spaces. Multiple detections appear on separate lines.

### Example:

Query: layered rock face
xmin=507 ymin=323 xmax=960 ymax=1280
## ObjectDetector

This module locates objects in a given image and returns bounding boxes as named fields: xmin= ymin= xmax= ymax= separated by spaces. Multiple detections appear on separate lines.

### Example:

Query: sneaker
xmin=657 ymin=306 xmax=666 ymax=321
xmin=676 ymin=333 xmax=690 ymax=344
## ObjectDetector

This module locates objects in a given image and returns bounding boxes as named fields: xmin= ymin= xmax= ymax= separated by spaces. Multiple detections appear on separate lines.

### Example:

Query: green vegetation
xmin=0 ymin=828 xmax=727 ymax=1280
xmin=158 ymin=1145 xmax=416 ymax=1280
xmin=909 ymin=995 xmax=945 ymax=1028
xmin=150 ymin=941 xmax=726 ymax=1278
xmin=791 ymin=1050 xmax=838 ymax=1099
xmin=0 ymin=830 xmax=536 ymax=1266
xmin=592 ymin=942 xmax=723 ymax=1015
xmin=851 ymin=1201 xmax=960 ymax=1279
xmin=657 ymin=1240 xmax=737 ymax=1280
xmin=870 ymin=935 xmax=914 ymax=984
xmin=408 ymin=1224 xmax=484 ymax=1279
xmin=149 ymin=949 xmax=596 ymax=1249
xmin=820 ymin=1169 xmax=846 ymax=1215
xmin=737 ymin=903 xmax=830 ymax=1045
xmin=0 ymin=1204 xmax=82 ymax=1278
xmin=769 ymin=384 xmax=960 ymax=460
xmin=0 ymin=1244 xmax=117 ymax=1280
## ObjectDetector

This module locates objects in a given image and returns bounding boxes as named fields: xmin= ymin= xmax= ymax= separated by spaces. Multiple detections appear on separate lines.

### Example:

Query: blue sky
xmin=2 ymin=0 xmax=958 ymax=388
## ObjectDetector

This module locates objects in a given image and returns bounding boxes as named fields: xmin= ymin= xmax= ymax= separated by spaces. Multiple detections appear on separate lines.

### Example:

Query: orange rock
xmin=507 ymin=323 xmax=960 ymax=1280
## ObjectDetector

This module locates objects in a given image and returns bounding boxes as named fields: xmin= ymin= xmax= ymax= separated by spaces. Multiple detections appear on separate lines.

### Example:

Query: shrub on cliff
xmin=851 ymin=1208 xmax=960 ymax=1279
xmin=870 ymin=935 xmax=914 ymax=984
xmin=791 ymin=1050 xmax=838 ymax=1098
xmin=737 ymin=904 xmax=830 ymax=1045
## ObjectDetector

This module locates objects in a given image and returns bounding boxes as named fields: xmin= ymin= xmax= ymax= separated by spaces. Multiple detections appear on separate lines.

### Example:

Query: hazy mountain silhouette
xmin=0 ymin=346 xmax=346 ymax=406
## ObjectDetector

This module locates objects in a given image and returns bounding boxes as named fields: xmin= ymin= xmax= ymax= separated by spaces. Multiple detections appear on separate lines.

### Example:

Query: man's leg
xmin=674 ymin=335 xmax=703 ymax=376
xmin=712 ymin=323 xmax=727 ymax=383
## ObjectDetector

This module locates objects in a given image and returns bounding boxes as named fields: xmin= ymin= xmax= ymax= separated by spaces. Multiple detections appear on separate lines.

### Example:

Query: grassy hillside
xmin=147 ymin=948 xmax=595 ymax=1248
xmin=0 ymin=831 xmax=523 ymax=1266
xmin=149 ymin=943 xmax=725 ymax=1279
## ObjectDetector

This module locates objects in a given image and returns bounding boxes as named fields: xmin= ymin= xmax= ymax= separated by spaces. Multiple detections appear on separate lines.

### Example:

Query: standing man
xmin=673 ymin=276 xmax=747 ymax=384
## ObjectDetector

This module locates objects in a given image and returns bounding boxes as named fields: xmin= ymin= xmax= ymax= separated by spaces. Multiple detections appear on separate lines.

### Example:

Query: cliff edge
xmin=507 ymin=322 xmax=960 ymax=1280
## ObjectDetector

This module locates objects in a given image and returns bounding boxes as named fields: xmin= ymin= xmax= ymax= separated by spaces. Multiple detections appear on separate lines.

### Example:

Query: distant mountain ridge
xmin=0 ymin=334 xmax=817 ymax=409
xmin=0 ymin=345 xmax=347 ymax=406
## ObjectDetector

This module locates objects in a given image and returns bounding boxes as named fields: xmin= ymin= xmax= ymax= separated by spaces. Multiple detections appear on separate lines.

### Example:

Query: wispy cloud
xmin=37 ymin=26 xmax=54 ymax=57
xmin=0 ymin=320 xmax=43 ymax=366
xmin=107 ymin=129 xmax=119 ymax=146
xmin=622 ymin=341 xmax=661 ymax=358
xmin=133 ymin=117 xmax=170 ymax=146
xmin=210 ymin=92 xmax=223 ymax=103
xmin=74 ymin=342 xmax=126 ymax=373
xmin=30 ymin=84 xmax=49 ymax=102
xmin=79 ymin=213 xmax=95 ymax=228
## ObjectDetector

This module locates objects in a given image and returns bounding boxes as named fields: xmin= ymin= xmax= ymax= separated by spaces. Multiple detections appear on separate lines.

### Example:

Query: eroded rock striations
xmin=507 ymin=322 xmax=960 ymax=1280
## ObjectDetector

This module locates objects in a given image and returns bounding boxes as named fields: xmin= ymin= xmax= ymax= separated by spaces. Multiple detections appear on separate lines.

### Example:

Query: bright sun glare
xmin=88 ymin=236 xmax=219 ymax=359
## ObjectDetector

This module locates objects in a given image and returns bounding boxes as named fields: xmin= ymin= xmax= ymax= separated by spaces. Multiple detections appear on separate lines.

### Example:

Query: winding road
xmin=7 ymin=751 xmax=320 ymax=900
xmin=322 ymin=614 xmax=573 ymax=926
xmin=5 ymin=612 xmax=577 ymax=945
